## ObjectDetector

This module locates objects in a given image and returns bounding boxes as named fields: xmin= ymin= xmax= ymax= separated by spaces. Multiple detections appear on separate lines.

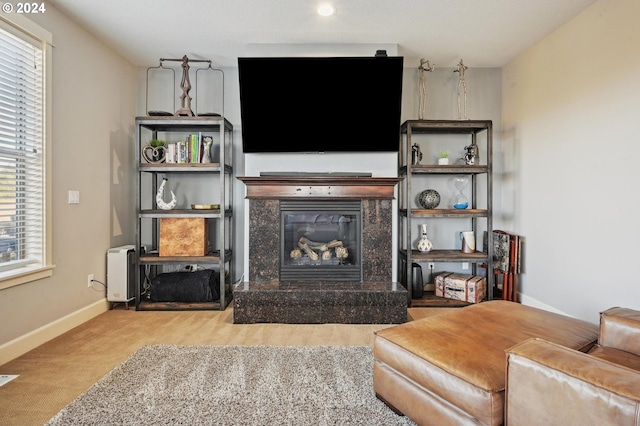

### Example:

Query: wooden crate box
xmin=435 ymin=272 xmax=454 ymax=298
xmin=435 ymin=272 xmax=486 ymax=304
xmin=159 ymin=218 xmax=208 ymax=256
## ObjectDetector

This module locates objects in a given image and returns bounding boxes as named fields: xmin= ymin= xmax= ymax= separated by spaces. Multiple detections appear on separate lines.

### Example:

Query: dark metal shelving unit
xmin=134 ymin=116 xmax=234 ymax=311
xmin=399 ymin=119 xmax=493 ymax=306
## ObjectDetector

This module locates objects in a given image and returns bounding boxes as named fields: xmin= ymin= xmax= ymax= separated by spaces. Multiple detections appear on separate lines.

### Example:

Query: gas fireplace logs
xmin=291 ymin=237 xmax=349 ymax=262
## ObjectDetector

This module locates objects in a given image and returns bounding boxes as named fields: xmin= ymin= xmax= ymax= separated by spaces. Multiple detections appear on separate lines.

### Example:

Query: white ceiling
xmin=48 ymin=0 xmax=596 ymax=68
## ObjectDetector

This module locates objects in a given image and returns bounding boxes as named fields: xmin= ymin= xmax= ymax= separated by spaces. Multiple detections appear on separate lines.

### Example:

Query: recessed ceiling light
xmin=317 ymin=4 xmax=336 ymax=17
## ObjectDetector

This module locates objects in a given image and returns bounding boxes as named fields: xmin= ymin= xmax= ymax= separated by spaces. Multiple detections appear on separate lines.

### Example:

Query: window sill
xmin=0 ymin=265 xmax=55 ymax=290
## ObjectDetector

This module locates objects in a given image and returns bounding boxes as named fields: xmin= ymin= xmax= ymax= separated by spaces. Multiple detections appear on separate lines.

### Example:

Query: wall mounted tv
xmin=238 ymin=56 xmax=403 ymax=153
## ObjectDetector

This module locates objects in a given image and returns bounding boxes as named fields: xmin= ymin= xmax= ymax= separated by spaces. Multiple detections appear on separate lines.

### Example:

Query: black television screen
xmin=238 ymin=56 xmax=403 ymax=153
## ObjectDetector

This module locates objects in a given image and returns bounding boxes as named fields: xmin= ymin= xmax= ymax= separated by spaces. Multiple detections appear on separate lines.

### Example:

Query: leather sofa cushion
xmin=374 ymin=300 xmax=598 ymax=425
xmin=599 ymin=307 xmax=640 ymax=356
xmin=506 ymin=338 xmax=640 ymax=426
xmin=589 ymin=345 xmax=640 ymax=372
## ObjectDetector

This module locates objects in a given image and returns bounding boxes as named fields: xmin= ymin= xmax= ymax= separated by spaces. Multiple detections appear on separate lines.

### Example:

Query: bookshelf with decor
xmin=134 ymin=116 xmax=234 ymax=310
xmin=398 ymin=119 xmax=494 ymax=306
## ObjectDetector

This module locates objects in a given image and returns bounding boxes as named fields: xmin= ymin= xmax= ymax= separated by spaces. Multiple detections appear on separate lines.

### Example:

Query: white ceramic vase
xmin=417 ymin=224 xmax=433 ymax=252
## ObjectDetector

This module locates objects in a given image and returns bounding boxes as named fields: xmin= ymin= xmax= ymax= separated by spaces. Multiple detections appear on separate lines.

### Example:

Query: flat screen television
xmin=238 ymin=56 xmax=403 ymax=153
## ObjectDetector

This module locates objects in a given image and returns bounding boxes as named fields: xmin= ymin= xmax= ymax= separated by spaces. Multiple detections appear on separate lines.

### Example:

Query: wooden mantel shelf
xmin=237 ymin=176 xmax=402 ymax=199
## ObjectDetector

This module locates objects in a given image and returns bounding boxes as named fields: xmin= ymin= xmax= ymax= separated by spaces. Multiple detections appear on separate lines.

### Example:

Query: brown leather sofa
xmin=373 ymin=300 xmax=601 ymax=425
xmin=505 ymin=307 xmax=640 ymax=425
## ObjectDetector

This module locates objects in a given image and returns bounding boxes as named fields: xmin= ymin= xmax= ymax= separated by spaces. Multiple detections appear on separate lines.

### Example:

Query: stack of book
xmin=165 ymin=133 xmax=210 ymax=164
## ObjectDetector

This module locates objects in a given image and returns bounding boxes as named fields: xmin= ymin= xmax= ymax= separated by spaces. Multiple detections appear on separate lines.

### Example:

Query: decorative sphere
xmin=418 ymin=189 xmax=441 ymax=209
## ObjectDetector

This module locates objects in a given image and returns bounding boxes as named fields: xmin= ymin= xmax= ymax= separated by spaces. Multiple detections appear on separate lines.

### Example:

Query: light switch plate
xmin=68 ymin=190 xmax=80 ymax=204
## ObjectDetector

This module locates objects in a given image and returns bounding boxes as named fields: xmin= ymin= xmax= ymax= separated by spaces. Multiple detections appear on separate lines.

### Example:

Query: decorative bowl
xmin=191 ymin=204 xmax=220 ymax=210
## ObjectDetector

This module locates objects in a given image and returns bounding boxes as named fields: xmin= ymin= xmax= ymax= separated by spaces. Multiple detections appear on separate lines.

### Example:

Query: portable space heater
xmin=107 ymin=245 xmax=136 ymax=308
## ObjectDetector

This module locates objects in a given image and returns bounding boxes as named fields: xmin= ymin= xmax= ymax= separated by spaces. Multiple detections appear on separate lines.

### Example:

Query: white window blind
xmin=0 ymin=24 xmax=44 ymax=272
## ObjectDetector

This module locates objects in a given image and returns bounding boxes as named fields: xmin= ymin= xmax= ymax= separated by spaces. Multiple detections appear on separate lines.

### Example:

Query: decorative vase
xmin=417 ymin=224 xmax=433 ymax=252
xmin=438 ymin=157 xmax=449 ymax=165
xmin=417 ymin=189 xmax=440 ymax=209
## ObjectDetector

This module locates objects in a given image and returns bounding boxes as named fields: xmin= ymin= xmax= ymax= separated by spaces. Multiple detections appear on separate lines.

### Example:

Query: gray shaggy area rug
xmin=46 ymin=345 xmax=417 ymax=426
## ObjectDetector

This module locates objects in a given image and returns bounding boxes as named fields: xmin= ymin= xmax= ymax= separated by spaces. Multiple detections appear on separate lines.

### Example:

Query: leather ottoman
xmin=373 ymin=300 xmax=599 ymax=426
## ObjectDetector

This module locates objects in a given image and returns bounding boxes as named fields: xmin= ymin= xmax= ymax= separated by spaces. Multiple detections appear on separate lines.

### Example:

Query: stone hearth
xmin=235 ymin=175 xmax=406 ymax=324
xmin=233 ymin=281 xmax=406 ymax=324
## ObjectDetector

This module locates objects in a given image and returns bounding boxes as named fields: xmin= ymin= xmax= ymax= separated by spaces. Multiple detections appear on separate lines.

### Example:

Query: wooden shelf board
xmin=136 ymin=296 xmax=232 ymax=311
xmin=411 ymin=286 xmax=502 ymax=307
xmin=411 ymin=291 xmax=471 ymax=308
xmin=400 ymin=208 xmax=488 ymax=218
xmin=401 ymin=119 xmax=492 ymax=134
xmin=139 ymin=163 xmax=230 ymax=173
xmin=139 ymin=209 xmax=230 ymax=219
xmin=400 ymin=249 xmax=488 ymax=262
xmin=139 ymin=250 xmax=232 ymax=264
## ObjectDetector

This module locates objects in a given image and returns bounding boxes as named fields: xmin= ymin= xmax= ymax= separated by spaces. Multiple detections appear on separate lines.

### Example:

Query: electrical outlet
xmin=428 ymin=263 xmax=435 ymax=269
xmin=462 ymin=262 xmax=469 ymax=270
xmin=87 ymin=273 xmax=94 ymax=288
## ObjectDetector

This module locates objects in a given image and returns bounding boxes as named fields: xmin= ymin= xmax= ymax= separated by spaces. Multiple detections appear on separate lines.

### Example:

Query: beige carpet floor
xmin=0 ymin=305 xmax=452 ymax=426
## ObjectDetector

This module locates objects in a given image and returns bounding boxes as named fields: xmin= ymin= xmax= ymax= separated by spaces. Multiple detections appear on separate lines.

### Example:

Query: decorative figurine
xmin=146 ymin=55 xmax=220 ymax=117
xmin=418 ymin=58 xmax=435 ymax=120
xmin=411 ymin=143 xmax=423 ymax=165
xmin=201 ymin=136 xmax=214 ymax=163
xmin=176 ymin=55 xmax=194 ymax=116
xmin=454 ymin=59 xmax=469 ymax=120
xmin=463 ymin=141 xmax=480 ymax=165
xmin=156 ymin=178 xmax=177 ymax=210
xmin=141 ymin=139 xmax=166 ymax=163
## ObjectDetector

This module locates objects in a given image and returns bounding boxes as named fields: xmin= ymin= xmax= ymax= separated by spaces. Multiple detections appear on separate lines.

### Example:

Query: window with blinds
xmin=0 ymin=24 xmax=45 ymax=274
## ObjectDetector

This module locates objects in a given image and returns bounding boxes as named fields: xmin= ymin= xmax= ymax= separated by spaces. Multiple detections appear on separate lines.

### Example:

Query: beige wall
xmin=502 ymin=0 xmax=640 ymax=322
xmin=0 ymin=2 xmax=136 ymax=362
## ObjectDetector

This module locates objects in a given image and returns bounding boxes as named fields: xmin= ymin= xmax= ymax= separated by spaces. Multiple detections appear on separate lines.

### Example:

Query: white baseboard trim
xmin=519 ymin=293 xmax=571 ymax=317
xmin=0 ymin=299 xmax=110 ymax=366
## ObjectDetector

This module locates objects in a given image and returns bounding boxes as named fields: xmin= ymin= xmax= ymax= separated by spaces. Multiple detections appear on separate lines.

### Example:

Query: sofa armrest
xmin=599 ymin=307 xmax=640 ymax=356
xmin=505 ymin=338 xmax=640 ymax=426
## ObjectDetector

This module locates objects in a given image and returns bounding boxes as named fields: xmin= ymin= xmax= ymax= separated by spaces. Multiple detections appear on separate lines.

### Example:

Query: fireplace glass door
xmin=280 ymin=200 xmax=362 ymax=281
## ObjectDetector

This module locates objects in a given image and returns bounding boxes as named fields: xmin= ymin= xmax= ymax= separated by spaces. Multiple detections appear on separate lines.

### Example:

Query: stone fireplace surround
xmin=234 ymin=175 xmax=407 ymax=324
